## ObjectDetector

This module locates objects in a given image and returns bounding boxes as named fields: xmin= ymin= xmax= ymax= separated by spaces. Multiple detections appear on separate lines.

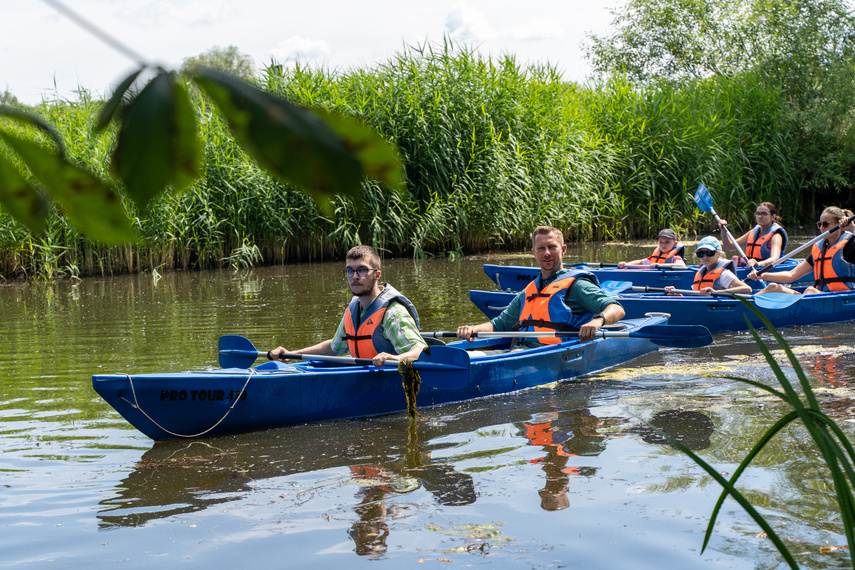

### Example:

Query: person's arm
xmin=710 ymin=270 xmax=752 ymax=295
xmin=373 ymin=303 xmax=427 ymax=367
xmin=457 ymin=290 xmax=524 ymax=339
xmin=576 ymin=302 xmax=624 ymax=342
xmin=843 ymin=237 xmax=855 ymax=264
xmin=617 ymin=258 xmax=648 ymax=268
xmin=569 ymin=279 xmax=625 ymax=342
xmin=269 ymin=338 xmax=336 ymax=360
xmin=748 ymin=259 xmax=812 ymax=283
xmin=719 ymin=221 xmax=749 ymax=251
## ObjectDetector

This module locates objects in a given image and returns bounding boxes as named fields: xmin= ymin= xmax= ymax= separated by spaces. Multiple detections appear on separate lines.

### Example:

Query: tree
xmin=181 ymin=45 xmax=257 ymax=82
xmin=585 ymin=0 xmax=855 ymax=88
xmin=1 ymin=88 xmax=22 ymax=107
xmin=585 ymin=0 xmax=855 ymax=196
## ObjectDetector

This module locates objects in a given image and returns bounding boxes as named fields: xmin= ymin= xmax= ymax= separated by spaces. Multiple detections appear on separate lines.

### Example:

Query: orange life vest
xmin=811 ymin=233 xmax=855 ymax=292
xmin=649 ymin=242 xmax=685 ymax=264
xmin=517 ymin=270 xmax=597 ymax=345
xmin=745 ymin=223 xmax=787 ymax=261
xmin=343 ymin=283 xmax=419 ymax=358
xmin=692 ymin=260 xmax=735 ymax=291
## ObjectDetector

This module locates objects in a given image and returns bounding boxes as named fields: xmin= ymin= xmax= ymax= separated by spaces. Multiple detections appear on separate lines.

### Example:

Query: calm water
xmin=3 ymin=240 xmax=855 ymax=569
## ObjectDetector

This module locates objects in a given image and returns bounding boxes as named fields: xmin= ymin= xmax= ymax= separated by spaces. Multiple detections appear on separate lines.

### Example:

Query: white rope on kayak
xmin=119 ymin=369 xmax=256 ymax=438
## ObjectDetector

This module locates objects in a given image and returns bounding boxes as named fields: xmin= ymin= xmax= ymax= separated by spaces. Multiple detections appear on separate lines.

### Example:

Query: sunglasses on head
xmin=695 ymin=249 xmax=717 ymax=258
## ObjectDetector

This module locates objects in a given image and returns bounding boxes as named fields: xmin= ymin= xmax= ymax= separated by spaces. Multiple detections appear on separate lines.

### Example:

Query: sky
xmin=2 ymin=0 xmax=625 ymax=105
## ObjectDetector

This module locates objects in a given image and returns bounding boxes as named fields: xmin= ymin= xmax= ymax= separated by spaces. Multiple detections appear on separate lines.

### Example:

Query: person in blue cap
xmin=666 ymin=236 xmax=752 ymax=296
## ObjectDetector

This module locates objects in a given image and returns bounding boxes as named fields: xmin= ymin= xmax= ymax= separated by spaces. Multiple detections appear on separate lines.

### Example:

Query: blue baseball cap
xmin=695 ymin=236 xmax=723 ymax=253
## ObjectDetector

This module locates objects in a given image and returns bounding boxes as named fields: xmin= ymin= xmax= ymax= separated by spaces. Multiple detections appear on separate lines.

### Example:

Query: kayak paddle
xmin=694 ymin=184 xmax=750 ymax=264
xmin=628 ymin=286 xmax=802 ymax=310
xmin=600 ymin=280 xmax=634 ymax=295
xmin=756 ymin=214 xmax=855 ymax=275
xmin=422 ymin=323 xmax=714 ymax=348
xmin=218 ymin=335 xmax=470 ymax=389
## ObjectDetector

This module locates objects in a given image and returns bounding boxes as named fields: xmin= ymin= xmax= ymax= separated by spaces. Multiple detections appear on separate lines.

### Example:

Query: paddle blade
xmin=601 ymin=280 xmax=633 ymax=295
xmin=218 ymin=335 xmax=260 ymax=369
xmin=693 ymin=184 xmax=713 ymax=213
xmin=629 ymin=324 xmax=714 ymax=348
xmin=752 ymin=292 xmax=802 ymax=310
xmin=414 ymin=345 xmax=470 ymax=389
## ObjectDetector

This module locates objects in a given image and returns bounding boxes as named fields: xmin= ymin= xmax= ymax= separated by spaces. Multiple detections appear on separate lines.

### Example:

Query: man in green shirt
xmin=457 ymin=226 xmax=624 ymax=344
xmin=269 ymin=245 xmax=426 ymax=367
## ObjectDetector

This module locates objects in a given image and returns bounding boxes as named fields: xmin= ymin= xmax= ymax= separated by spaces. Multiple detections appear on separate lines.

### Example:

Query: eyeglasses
xmin=755 ymin=211 xmax=771 ymax=217
xmin=696 ymin=250 xmax=717 ymax=258
xmin=817 ymin=220 xmax=835 ymax=230
xmin=344 ymin=267 xmax=376 ymax=278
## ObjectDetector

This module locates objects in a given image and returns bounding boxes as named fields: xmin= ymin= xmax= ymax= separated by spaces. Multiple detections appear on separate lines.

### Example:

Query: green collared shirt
xmin=331 ymin=301 xmax=427 ymax=355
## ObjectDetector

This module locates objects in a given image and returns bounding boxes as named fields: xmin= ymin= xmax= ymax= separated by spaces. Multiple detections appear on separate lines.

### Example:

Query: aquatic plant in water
xmin=654 ymin=300 xmax=855 ymax=568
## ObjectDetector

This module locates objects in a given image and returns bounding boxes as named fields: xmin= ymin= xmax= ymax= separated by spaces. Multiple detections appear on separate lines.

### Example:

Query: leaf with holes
xmin=112 ymin=71 xmax=201 ymax=210
xmin=1 ymin=132 xmax=138 ymax=243
xmin=0 ymin=152 xmax=49 ymax=234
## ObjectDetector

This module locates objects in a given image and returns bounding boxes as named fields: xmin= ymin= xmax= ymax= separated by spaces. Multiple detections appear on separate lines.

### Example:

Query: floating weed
xmin=595 ymin=344 xmax=855 ymax=383
xmin=427 ymin=521 xmax=510 ymax=541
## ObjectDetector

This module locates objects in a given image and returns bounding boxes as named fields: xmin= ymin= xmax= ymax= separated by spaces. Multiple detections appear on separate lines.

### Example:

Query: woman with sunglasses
xmin=717 ymin=202 xmax=788 ymax=269
xmin=665 ymin=236 xmax=752 ymax=296
xmin=747 ymin=207 xmax=855 ymax=295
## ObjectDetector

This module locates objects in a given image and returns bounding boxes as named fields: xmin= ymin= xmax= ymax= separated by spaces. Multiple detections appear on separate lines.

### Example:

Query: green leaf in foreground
xmin=95 ymin=66 xmax=145 ymax=132
xmin=192 ymin=68 xmax=369 ymax=214
xmin=315 ymin=109 xmax=404 ymax=192
xmin=0 ymin=105 xmax=67 ymax=156
xmin=112 ymin=70 xmax=201 ymax=211
xmin=0 ymin=153 xmax=49 ymax=233
xmin=0 ymin=132 xmax=138 ymax=244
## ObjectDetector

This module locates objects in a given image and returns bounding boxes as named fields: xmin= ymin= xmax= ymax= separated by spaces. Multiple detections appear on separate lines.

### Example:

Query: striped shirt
xmin=330 ymin=301 xmax=427 ymax=355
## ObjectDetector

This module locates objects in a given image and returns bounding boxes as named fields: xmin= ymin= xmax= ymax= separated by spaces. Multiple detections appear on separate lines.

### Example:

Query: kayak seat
xmin=423 ymin=336 xmax=446 ymax=346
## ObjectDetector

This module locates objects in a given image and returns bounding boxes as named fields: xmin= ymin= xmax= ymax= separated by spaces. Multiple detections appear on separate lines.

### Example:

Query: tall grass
xmin=0 ymin=41 xmax=838 ymax=279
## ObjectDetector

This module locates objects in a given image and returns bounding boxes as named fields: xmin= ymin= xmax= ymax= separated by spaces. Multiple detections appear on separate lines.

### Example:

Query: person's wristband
xmin=591 ymin=313 xmax=606 ymax=324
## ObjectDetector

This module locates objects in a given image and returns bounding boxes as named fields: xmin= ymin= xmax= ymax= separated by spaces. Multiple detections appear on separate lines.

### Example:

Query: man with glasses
xmin=748 ymin=206 xmax=855 ymax=294
xmin=268 ymin=245 xmax=426 ymax=367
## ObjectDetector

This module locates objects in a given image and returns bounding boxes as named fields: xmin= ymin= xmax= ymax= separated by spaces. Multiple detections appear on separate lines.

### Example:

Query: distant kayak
xmin=483 ymin=259 xmax=810 ymax=292
xmin=469 ymin=286 xmax=855 ymax=333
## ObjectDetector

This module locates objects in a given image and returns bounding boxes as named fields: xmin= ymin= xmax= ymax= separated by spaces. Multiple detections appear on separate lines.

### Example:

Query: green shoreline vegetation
xmin=2 ymin=1 xmax=855 ymax=280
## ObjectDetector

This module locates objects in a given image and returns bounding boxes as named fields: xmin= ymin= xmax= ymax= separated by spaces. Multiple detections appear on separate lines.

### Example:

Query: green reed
xmin=0 ymin=42 xmax=837 ymax=278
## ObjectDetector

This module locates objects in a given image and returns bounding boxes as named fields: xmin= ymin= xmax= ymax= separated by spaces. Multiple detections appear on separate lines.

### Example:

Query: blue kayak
xmin=469 ymin=287 xmax=855 ymax=333
xmin=484 ymin=259 xmax=810 ymax=292
xmin=93 ymin=316 xmax=675 ymax=441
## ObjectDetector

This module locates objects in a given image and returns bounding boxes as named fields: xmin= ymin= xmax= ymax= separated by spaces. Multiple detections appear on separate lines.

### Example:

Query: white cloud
xmin=445 ymin=3 xmax=565 ymax=46
xmin=509 ymin=19 xmax=566 ymax=42
xmin=111 ymin=0 xmax=236 ymax=28
xmin=444 ymin=2 xmax=497 ymax=43
xmin=270 ymin=36 xmax=331 ymax=65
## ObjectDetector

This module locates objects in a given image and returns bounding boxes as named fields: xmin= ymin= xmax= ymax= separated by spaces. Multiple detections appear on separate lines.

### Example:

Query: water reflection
xmin=97 ymin=418 xmax=477 ymax=558
xmin=347 ymin=421 xmax=476 ymax=557
xmin=633 ymin=410 xmax=716 ymax=451
xmin=523 ymin=409 xmax=607 ymax=511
